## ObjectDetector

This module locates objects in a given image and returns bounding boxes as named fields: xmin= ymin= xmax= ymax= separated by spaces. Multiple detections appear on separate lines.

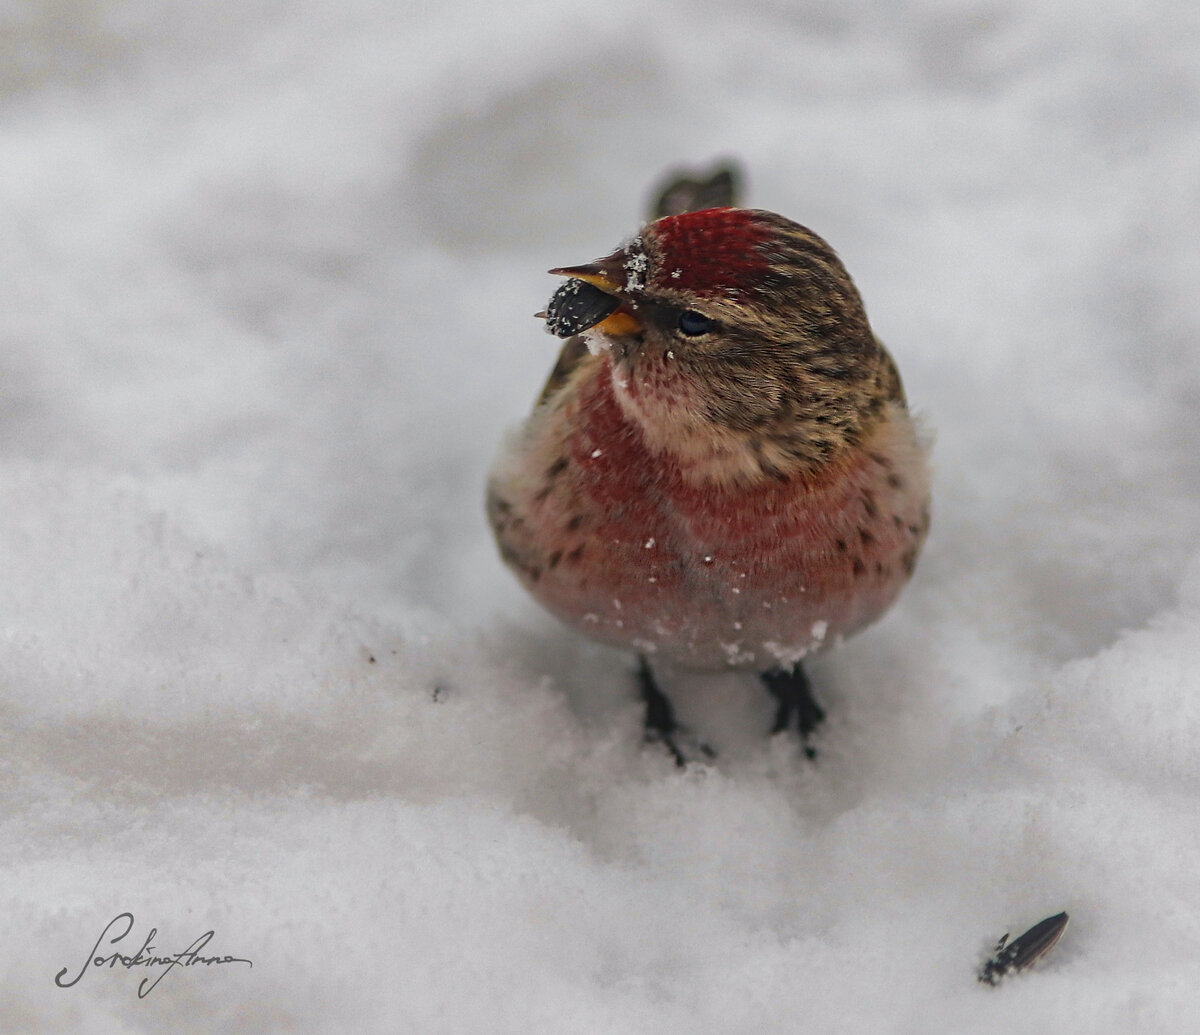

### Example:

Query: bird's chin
xmin=581 ymin=329 xmax=614 ymax=357
xmin=584 ymin=330 xmax=642 ymax=364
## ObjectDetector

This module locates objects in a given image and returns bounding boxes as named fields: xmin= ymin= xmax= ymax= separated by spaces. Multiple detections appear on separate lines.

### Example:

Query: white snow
xmin=623 ymin=246 xmax=649 ymax=293
xmin=3 ymin=0 xmax=1200 ymax=1030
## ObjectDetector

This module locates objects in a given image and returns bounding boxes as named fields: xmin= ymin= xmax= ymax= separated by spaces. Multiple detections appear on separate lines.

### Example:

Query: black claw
xmin=760 ymin=663 xmax=825 ymax=757
xmin=637 ymin=656 xmax=677 ymax=738
xmin=636 ymin=656 xmax=715 ymax=767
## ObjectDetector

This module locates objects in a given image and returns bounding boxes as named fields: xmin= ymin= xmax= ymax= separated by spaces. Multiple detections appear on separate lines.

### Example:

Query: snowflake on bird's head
xmin=624 ymin=207 xmax=774 ymax=300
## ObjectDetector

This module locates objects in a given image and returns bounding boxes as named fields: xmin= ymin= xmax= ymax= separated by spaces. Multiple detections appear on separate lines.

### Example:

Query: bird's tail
xmin=647 ymin=161 xmax=743 ymax=219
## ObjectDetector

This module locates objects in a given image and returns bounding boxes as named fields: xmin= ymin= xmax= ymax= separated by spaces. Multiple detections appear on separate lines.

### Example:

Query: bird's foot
xmin=760 ymin=663 xmax=825 ymax=759
xmin=636 ymin=656 xmax=716 ymax=767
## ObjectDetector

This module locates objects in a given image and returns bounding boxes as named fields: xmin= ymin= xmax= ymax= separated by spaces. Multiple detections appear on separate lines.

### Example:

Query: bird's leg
xmin=760 ymin=663 xmax=825 ymax=758
xmin=636 ymin=656 xmax=715 ymax=767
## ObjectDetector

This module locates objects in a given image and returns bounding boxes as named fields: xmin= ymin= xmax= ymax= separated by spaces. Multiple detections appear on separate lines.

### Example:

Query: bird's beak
xmin=547 ymin=262 xmax=622 ymax=292
xmin=544 ymin=254 xmax=644 ymax=338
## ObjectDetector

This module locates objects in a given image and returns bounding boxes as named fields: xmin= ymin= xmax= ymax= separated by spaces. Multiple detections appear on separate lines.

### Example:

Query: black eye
xmin=677 ymin=310 xmax=714 ymax=336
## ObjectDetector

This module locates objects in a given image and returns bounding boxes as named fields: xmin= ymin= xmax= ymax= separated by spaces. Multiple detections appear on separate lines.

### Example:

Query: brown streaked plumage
xmin=487 ymin=166 xmax=930 ymax=763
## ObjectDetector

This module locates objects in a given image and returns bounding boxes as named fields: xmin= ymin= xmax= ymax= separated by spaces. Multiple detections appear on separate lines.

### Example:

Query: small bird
xmin=487 ymin=164 xmax=930 ymax=762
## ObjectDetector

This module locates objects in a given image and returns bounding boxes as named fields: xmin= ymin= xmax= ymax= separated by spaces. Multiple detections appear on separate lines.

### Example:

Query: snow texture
xmin=2 ymin=0 xmax=1200 ymax=1030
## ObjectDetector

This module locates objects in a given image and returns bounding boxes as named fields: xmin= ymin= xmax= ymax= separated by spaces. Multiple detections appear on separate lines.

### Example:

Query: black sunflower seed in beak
xmin=543 ymin=278 xmax=621 ymax=339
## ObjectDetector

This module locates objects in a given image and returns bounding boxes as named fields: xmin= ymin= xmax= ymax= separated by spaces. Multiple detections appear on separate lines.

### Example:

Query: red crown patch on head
xmin=644 ymin=208 xmax=773 ymax=298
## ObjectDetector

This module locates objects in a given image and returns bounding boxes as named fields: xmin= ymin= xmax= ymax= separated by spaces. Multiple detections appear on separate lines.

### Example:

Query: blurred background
xmin=2 ymin=0 xmax=1199 ymax=1030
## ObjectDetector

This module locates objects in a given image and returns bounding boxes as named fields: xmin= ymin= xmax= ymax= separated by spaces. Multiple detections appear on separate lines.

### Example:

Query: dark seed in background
xmin=978 ymin=911 xmax=1069 ymax=986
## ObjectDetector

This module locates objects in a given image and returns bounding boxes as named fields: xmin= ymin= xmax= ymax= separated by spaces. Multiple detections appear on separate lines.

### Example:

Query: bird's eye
xmin=677 ymin=310 xmax=714 ymax=336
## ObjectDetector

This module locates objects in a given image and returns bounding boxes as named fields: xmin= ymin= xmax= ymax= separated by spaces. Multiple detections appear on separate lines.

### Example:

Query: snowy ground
xmin=2 ymin=0 xmax=1199 ymax=1030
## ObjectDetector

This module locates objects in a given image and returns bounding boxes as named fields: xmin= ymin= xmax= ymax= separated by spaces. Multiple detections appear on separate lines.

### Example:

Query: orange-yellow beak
xmin=581 ymin=309 xmax=643 ymax=337
xmin=544 ymin=257 xmax=644 ymax=338
xmin=549 ymin=262 xmax=624 ymax=291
